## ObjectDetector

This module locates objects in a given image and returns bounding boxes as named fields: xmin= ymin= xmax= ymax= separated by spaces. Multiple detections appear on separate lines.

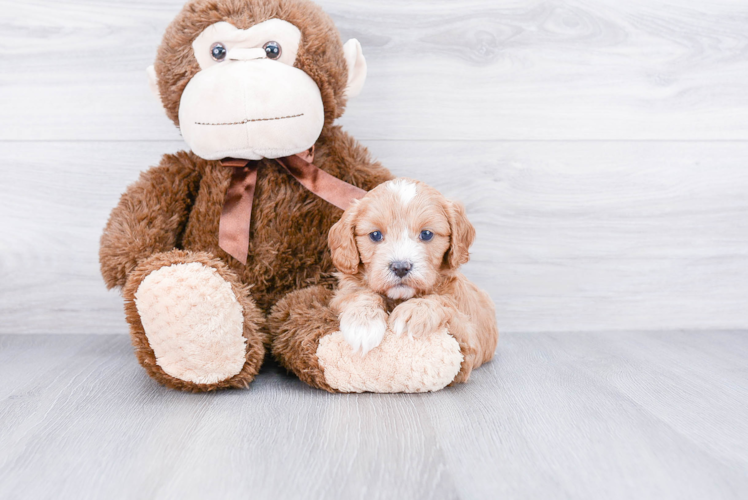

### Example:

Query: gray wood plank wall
xmin=1 ymin=0 xmax=747 ymax=334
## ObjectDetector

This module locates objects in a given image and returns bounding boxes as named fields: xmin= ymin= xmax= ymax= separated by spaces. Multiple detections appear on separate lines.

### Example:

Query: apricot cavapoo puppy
xmin=328 ymin=178 xmax=498 ymax=379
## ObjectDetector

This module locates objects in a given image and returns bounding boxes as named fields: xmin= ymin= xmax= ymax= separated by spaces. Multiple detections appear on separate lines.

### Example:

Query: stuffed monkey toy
xmin=101 ymin=0 xmax=472 ymax=393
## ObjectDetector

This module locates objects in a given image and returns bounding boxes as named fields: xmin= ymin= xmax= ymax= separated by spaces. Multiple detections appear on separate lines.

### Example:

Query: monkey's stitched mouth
xmin=195 ymin=113 xmax=304 ymax=126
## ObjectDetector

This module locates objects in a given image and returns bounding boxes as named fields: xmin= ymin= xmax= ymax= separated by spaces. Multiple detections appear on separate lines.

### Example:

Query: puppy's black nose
xmin=390 ymin=261 xmax=412 ymax=278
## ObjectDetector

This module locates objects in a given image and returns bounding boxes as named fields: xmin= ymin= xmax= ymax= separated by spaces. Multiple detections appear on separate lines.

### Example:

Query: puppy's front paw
xmin=339 ymin=306 xmax=388 ymax=355
xmin=389 ymin=299 xmax=447 ymax=338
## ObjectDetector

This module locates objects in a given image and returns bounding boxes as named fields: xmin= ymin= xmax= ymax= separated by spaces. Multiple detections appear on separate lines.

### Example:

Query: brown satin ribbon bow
xmin=218 ymin=146 xmax=367 ymax=264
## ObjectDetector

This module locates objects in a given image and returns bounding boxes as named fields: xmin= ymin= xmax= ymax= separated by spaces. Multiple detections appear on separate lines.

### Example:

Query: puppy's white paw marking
xmin=135 ymin=262 xmax=246 ymax=384
xmin=339 ymin=306 xmax=388 ymax=355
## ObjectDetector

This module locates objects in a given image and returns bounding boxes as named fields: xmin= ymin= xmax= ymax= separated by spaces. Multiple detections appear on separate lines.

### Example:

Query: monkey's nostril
xmin=390 ymin=261 xmax=412 ymax=278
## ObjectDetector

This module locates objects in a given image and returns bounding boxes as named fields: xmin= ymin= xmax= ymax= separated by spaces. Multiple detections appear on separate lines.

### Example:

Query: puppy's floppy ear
xmin=444 ymin=200 xmax=476 ymax=269
xmin=328 ymin=201 xmax=361 ymax=274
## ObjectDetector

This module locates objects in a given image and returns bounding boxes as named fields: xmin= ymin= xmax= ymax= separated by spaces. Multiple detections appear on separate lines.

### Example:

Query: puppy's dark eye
xmin=419 ymin=230 xmax=434 ymax=241
xmin=263 ymin=41 xmax=282 ymax=60
xmin=211 ymin=42 xmax=227 ymax=61
xmin=369 ymin=231 xmax=383 ymax=242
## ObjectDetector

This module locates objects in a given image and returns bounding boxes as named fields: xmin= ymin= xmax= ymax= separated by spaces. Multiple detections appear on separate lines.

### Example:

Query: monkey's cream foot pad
xmin=134 ymin=262 xmax=247 ymax=385
xmin=316 ymin=329 xmax=463 ymax=393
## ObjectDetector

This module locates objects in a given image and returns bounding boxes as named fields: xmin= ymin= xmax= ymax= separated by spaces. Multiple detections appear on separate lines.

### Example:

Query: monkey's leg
xmin=123 ymin=250 xmax=266 ymax=392
xmin=269 ymin=286 xmax=464 ymax=393
xmin=268 ymin=286 xmax=340 ymax=392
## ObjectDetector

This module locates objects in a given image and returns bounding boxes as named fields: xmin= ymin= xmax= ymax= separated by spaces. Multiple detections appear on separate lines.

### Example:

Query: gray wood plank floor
xmin=1 ymin=332 xmax=746 ymax=500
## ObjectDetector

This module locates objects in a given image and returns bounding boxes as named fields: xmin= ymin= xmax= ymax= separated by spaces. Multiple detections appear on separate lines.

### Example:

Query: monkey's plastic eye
xmin=369 ymin=231 xmax=383 ymax=242
xmin=263 ymin=41 xmax=282 ymax=60
xmin=419 ymin=230 xmax=434 ymax=241
xmin=211 ymin=43 xmax=227 ymax=61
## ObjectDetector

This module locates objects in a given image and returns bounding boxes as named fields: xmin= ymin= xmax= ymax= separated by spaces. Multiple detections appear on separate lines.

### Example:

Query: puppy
xmin=328 ymin=178 xmax=499 ymax=383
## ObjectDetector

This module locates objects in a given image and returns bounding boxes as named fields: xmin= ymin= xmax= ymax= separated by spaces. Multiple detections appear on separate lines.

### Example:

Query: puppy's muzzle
xmin=390 ymin=261 xmax=412 ymax=278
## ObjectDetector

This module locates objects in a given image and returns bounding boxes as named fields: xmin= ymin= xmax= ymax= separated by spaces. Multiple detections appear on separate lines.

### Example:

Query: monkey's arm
xmin=99 ymin=153 xmax=202 ymax=289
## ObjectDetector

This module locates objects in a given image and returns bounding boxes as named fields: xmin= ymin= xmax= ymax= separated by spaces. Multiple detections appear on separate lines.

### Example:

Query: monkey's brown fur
xmin=268 ymin=285 xmax=338 ymax=392
xmin=100 ymin=0 xmax=392 ymax=391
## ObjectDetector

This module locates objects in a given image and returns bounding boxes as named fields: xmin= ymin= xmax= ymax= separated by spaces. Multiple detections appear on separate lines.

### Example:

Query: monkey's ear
xmin=343 ymin=39 xmax=367 ymax=99
xmin=146 ymin=65 xmax=162 ymax=101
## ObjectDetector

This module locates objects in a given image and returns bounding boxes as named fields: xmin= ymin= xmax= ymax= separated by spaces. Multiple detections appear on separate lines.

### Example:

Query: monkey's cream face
xmin=178 ymin=20 xmax=325 ymax=160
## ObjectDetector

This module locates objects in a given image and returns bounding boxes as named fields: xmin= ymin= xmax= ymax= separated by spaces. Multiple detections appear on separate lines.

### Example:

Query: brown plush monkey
xmin=101 ymin=0 xmax=471 ymax=393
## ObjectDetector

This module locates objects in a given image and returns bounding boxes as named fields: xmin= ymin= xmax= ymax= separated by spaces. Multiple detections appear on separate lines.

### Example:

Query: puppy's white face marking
xmin=386 ymin=179 xmax=418 ymax=206
xmin=383 ymin=228 xmax=424 ymax=300
xmin=389 ymin=228 xmax=423 ymax=266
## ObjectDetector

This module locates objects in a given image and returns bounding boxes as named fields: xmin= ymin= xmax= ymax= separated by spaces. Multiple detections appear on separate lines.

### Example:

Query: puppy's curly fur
xmin=328 ymin=179 xmax=499 ymax=382
xmin=269 ymin=179 xmax=498 ymax=391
